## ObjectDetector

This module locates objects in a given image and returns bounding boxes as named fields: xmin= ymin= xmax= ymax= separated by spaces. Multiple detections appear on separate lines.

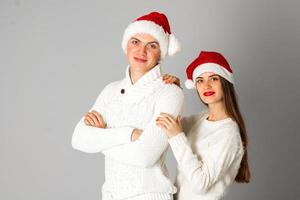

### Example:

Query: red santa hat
xmin=185 ymin=51 xmax=235 ymax=89
xmin=122 ymin=11 xmax=181 ymax=60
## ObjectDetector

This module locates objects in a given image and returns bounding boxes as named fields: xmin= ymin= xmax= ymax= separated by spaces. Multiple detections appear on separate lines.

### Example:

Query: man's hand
xmin=84 ymin=110 xmax=106 ymax=128
xmin=131 ymin=128 xmax=143 ymax=141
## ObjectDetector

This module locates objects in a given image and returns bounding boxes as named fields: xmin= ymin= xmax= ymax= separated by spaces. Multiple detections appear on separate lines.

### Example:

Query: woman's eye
xmin=211 ymin=77 xmax=219 ymax=81
xmin=196 ymin=79 xmax=203 ymax=83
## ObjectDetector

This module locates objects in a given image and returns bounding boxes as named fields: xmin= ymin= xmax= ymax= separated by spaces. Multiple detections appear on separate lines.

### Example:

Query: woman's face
xmin=195 ymin=72 xmax=224 ymax=105
xmin=127 ymin=33 xmax=161 ymax=75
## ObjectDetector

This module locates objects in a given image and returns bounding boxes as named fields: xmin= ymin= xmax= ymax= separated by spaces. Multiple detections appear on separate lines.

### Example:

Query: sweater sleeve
xmin=168 ymin=127 xmax=242 ymax=194
xmin=102 ymin=85 xmax=184 ymax=167
xmin=72 ymin=82 xmax=134 ymax=153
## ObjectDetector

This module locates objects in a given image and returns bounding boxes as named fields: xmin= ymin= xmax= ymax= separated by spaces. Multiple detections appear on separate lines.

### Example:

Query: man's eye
xmin=149 ymin=44 xmax=158 ymax=49
xmin=131 ymin=40 xmax=139 ymax=45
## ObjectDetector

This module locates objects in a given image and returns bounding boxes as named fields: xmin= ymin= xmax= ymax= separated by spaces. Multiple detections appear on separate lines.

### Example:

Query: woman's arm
xmin=168 ymin=128 xmax=242 ymax=194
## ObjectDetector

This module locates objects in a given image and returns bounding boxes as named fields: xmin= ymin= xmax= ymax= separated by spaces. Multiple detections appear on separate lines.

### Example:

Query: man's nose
xmin=138 ymin=44 xmax=147 ymax=54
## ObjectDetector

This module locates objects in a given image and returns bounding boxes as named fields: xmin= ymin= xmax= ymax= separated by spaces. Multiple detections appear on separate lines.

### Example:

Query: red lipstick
xmin=203 ymin=91 xmax=215 ymax=96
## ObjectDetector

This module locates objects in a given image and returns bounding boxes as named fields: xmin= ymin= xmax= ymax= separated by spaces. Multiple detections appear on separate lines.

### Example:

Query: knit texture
xmin=72 ymin=64 xmax=184 ymax=200
xmin=168 ymin=111 xmax=244 ymax=200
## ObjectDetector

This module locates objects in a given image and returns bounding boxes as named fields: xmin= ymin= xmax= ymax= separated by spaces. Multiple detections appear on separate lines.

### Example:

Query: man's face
xmin=127 ymin=33 xmax=161 ymax=75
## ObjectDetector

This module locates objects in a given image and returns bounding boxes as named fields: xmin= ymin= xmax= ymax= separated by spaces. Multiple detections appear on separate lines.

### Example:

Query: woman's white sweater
xmin=168 ymin=112 xmax=244 ymax=200
xmin=72 ymin=65 xmax=184 ymax=200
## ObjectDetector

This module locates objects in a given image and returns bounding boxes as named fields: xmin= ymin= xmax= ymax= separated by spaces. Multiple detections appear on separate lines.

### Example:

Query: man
xmin=72 ymin=12 xmax=184 ymax=200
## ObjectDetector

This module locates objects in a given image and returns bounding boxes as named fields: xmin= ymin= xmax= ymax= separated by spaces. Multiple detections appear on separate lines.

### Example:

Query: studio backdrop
xmin=1 ymin=0 xmax=300 ymax=199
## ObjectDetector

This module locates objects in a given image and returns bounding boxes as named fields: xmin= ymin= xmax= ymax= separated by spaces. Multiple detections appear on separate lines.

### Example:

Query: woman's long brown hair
xmin=197 ymin=76 xmax=250 ymax=183
xmin=220 ymin=77 xmax=250 ymax=183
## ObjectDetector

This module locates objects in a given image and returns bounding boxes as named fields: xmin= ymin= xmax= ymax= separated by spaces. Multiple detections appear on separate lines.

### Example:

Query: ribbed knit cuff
xmin=168 ymin=132 xmax=187 ymax=148
xmin=119 ymin=127 xmax=135 ymax=143
xmin=144 ymin=193 xmax=173 ymax=200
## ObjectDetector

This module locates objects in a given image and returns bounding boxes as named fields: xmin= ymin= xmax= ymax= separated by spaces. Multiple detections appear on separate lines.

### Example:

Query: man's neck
xmin=130 ymin=69 xmax=145 ymax=84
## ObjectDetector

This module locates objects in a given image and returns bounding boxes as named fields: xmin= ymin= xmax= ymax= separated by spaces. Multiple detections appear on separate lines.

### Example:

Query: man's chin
xmin=130 ymin=63 xmax=148 ymax=70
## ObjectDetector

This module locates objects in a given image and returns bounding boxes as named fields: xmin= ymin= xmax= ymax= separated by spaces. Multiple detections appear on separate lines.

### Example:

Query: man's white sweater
xmin=72 ymin=65 xmax=184 ymax=200
xmin=168 ymin=112 xmax=244 ymax=200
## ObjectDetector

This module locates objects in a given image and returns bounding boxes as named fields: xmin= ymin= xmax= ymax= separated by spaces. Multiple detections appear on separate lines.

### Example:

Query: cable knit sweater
xmin=168 ymin=112 xmax=244 ymax=200
xmin=72 ymin=64 xmax=184 ymax=200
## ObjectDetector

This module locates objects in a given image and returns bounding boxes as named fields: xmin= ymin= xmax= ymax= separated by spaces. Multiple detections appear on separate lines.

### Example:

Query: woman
xmin=72 ymin=12 xmax=183 ymax=200
xmin=158 ymin=51 xmax=250 ymax=200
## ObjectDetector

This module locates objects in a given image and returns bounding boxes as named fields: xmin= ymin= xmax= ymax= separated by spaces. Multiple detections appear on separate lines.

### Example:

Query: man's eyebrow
xmin=130 ymin=37 xmax=159 ymax=45
xmin=147 ymin=41 xmax=159 ymax=44
xmin=130 ymin=37 xmax=140 ymax=41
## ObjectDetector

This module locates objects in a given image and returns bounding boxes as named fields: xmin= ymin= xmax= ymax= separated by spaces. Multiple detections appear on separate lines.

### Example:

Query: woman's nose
xmin=204 ymin=81 xmax=211 ymax=89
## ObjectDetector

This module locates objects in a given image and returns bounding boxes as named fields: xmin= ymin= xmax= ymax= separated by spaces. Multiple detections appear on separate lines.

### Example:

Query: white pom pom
xmin=185 ymin=79 xmax=195 ymax=89
xmin=168 ymin=34 xmax=181 ymax=56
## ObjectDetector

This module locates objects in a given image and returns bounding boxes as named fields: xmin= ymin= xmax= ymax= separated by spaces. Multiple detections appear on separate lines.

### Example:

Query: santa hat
xmin=122 ymin=11 xmax=181 ymax=60
xmin=185 ymin=51 xmax=234 ymax=89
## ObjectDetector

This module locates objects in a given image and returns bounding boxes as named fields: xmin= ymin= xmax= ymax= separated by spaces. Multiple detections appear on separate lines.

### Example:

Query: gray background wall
xmin=1 ymin=0 xmax=300 ymax=199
